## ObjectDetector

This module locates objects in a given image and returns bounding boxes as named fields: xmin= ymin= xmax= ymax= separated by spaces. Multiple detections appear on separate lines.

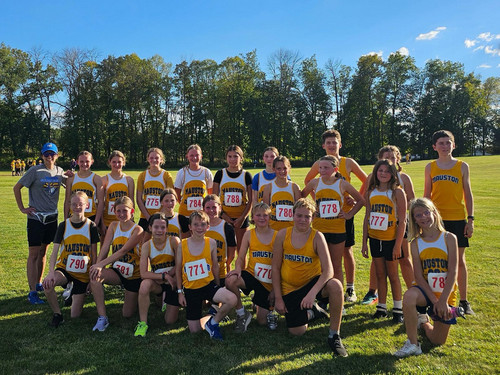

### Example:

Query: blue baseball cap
xmin=41 ymin=143 xmax=58 ymax=154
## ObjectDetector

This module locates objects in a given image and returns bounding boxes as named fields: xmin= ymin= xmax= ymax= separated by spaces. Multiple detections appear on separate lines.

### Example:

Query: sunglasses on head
xmin=43 ymin=151 xmax=56 ymax=157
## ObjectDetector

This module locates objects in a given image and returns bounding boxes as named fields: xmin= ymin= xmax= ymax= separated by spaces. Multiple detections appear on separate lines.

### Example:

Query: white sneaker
xmin=394 ymin=339 xmax=422 ymax=358
xmin=93 ymin=316 xmax=109 ymax=332
xmin=62 ymin=282 xmax=73 ymax=300
xmin=417 ymin=313 xmax=430 ymax=329
xmin=344 ymin=288 xmax=357 ymax=303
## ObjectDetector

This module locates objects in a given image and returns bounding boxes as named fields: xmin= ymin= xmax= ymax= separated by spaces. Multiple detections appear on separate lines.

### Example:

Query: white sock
xmin=236 ymin=307 xmax=245 ymax=317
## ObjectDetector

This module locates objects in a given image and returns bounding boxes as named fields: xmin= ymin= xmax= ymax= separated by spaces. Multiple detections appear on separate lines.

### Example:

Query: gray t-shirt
xmin=18 ymin=164 xmax=65 ymax=216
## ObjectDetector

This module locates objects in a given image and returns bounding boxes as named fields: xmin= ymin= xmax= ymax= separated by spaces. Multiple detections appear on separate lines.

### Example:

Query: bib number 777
xmin=369 ymin=212 xmax=389 ymax=231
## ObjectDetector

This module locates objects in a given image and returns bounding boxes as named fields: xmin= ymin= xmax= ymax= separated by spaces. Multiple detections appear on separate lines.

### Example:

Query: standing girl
xmin=262 ymin=156 xmax=301 ymax=231
xmin=136 ymin=148 xmax=174 ymax=232
xmin=174 ymin=144 xmax=213 ymax=237
xmin=64 ymin=151 xmax=104 ymax=228
xmin=102 ymin=151 xmax=135 ymax=232
xmin=203 ymin=195 xmax=237 ymax=286
xmin=89 ymin=196 xmax=144 ymax=331
xmin=362 ymin=145 xmax=416 ymax=304
xmin=213 ymin=145 xmax=253 ymax=250
xmin=361 ymin=160 xmax=407 ymax=323
xmin=302 ymin=156 xmax=365 ymax=286
xmin=135 ymin=213 xmax=181 ymax=337
xmin=251 ymin=147 xmax=279 ymax=204
xmin=394 ymin=198 xmax=461 ymax=357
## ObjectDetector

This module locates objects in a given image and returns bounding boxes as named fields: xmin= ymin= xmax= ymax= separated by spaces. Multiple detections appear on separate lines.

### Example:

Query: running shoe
xmin=93 ymin=316 xmax=110 ymax=332
xmin=361 ymin=291 xmax=378 ymax=305
xmin=208 ymin=304 xmax=230 ymax=322
xmin=394 ymin=339 xmax=422 ymax=358
xmin=344 ymin=288 xmax=357 ymax=303
xmin=266 ymin=311 xmax=278 ymax=331
xmin=392 ymin=312 xmax=404 ymax=324
xmin=134 ymin=321 xmax=148 ymax=337
xmin=327 ymin=334 xmax=348 ymax=357
xmin=311 ymin=302 xmax=330 ymax=320
xmin=372 ymin=309 xmax=388 ymax=319
xmin=417 ymin=313 xmax=429 ymax=329
xmin=28 ymin=291 xmax=45 ymax=305
xmin=35 ymin=283 xmax=44 ymax=292
xmin=459 ymin=300 xmax=475 ymax=315
xmin=234 ymin=310 xmax=252 ymax=333
xmin=205 ymin=317 xmax=223 ymax=341
xmin=49 ymin=313 xmax=64 ymax=328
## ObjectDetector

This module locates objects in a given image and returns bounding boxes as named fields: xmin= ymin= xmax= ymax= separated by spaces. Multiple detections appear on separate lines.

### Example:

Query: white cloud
xmin=478 ymin=64 xmax=492 ymax=68
xmin=416 ymin=27 xmax=447 ymax=40
xmin=465 ymin=39 xmax=476 ymax=48
xmin=485 ymin=45 xmax=500 ymax=56
xmin=473 ymin=46 xmax=485 ymax=52
xmin=363 ymin=50 xmax=383 ymax=57
xmin=397 ymin=47 xmax=409 ymax=56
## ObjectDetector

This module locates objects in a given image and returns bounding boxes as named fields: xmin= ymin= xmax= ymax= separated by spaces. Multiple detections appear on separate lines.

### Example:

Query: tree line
xmin=1 ymin=43 xmax=499 ymax=167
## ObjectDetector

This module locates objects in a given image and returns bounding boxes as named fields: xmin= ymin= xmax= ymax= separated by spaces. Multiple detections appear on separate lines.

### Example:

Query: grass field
xmin=1 ymin=156 xmax=499 ymax=374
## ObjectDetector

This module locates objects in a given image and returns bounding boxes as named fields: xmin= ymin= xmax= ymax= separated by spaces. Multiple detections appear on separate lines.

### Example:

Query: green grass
xmin=1 ymin=156 xmax=499 ymax=374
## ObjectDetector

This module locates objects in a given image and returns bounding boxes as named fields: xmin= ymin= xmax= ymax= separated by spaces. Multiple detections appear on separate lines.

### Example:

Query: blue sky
xmin=1 ymin=0 xmax=499 ymax=79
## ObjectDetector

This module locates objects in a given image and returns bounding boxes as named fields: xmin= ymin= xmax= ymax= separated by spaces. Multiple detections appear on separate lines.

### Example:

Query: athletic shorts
xmin=27 ymin=218 xmax=58 ymax=247
xmin=443 ymin=220 xmax=469 ymax=248
xmin=138 ymin=218 xmax=149 ymax=232
xmin=323 ymin=232 xmax=347 ymax=245
xmin=184 ymin=281 xmax=221 ymax=320
xmin=158 ymin=283 xmax=180 ymax=307
xmin=345 ymin=217 xmax=355 ymax=247
xmin=369 ymin=238 xmax=402 ymax=261
xmin=282 ymin=276 xmax=329 ymax=328
xmin=55 ymin=268 xmax=88 ymax=295
xmin=178 ymin=215 xmax=190 ymax=233
xmin=240 ymin=270 xmax=271 ymax=310
xmin=229 ymin=216 xmax=250 ymax=229
xmin=413 ymin=285 xmax=457 ymax=325
xmin=110 ymin=268 xmax=142 ymax=293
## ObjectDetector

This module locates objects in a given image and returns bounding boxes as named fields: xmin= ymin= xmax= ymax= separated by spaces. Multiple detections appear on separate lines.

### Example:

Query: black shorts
xmin=178 ymin=215 xmax=190 ymax=233
xmin=345 ymin=217 xmax=355 ymax=247
xmin=443 ymin=220 xmax=469 ymax=248
xmin=240 ymin=270 xmax=271 ymax=310
xmin=158 ymin=283 xmax=180 ymax=307
xmin=229 ymin=216 xmax=250 ymax=229
xmin=138 ymin=218 xmax=149 ymax=232
xmin=369 ymin=238 xmax=402 ymax=261
xmin=110 ymin=268 xmax=142 ymax=293
xmin=413 ymin=286 xmax=458 ymax=325
xmin=323 ymin=232 xmax=347 ymax=245
xmin=282 ymin=276 xmax=329 ymax=328
xmin=184 ymin=281 xmax=221 ymax=320
xmin=55 ymin=268 xmax=88 ymax=295
xmin=27 ymin=218 xmax=58 ymax=247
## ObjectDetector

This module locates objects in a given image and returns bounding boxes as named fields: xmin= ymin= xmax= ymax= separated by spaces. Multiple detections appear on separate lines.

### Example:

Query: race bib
xmin=66 ymin=254 xmax=89 ymax=273
xmin=224 ymin=192 xmax=242 ymax=207
xmin=85 ymin=199 xmax=92 ymax=213
xmin=184 ymin=259 xmax=210 ymax=281
xmin=428 ymin=272 xmax=447 ymax=293
xmin=108 ymin=201 xmax=116 ymax=216
xmin=113 ymin=261 xmax=134 ymax=278
xmin=145 ymin=195 xmax=160 ymax=210
xmin=319 ymin=200 xmax=340 ymax=218
xmin=276 ymin=204 xmax=293 ymax=221
xmin=369 ymin=212 xmax=389 ymax=231
xmin=187 ymin=196 xmax=203 ymax=211
xmin=254 ymin=263 xmax=272 ymax=284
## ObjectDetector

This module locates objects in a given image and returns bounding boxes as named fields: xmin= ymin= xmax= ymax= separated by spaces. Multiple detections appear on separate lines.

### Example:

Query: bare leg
xmin=343 ymin=246 xmax=355 ymax=286
xmin=457 ymin=247 xmax=468 ymax=300
xmin=374 ymin=258 xmax=388 ymax=304
xmin=399 ymin=240 xmax=414 ymax=289
xmin=328 ymin=242 xmax=345 ymax=285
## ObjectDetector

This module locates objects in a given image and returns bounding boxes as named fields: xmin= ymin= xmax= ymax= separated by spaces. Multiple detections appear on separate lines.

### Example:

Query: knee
xmin=288 ymin=326 xmax=307 ymax=336
xmin=326 ymin=278 xmax=343 ymax=297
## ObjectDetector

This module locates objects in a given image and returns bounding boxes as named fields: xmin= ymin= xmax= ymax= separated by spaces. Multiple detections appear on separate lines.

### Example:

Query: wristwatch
xmin=177 ymin=289 xmax=184 ymax=294
xmin=467 ymin=215 xmax=474 ymax=221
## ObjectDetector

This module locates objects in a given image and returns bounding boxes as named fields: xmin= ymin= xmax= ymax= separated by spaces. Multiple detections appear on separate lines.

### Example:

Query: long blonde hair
xmin=408 ymin=198 xmax=445 ymax=240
